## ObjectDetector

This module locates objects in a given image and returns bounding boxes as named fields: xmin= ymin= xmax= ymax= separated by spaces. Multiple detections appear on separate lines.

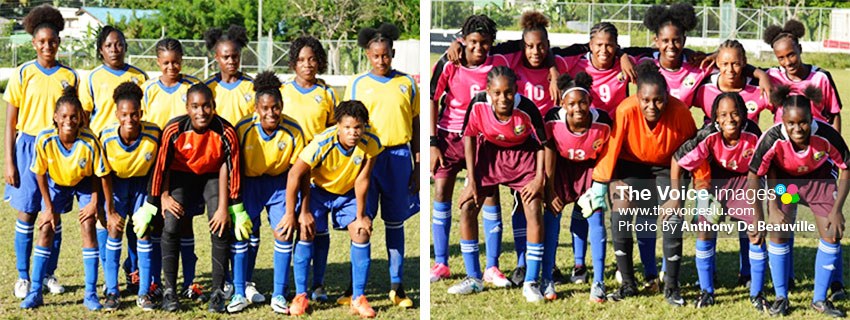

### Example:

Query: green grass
xmin=0 ymin=97 xmax=420 ymax=319
xmin=428 ymin=69 xmax=850 ymax=319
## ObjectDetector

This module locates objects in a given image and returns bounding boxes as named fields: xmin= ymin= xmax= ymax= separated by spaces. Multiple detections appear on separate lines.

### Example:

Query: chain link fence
xmin=431 ymin=1 xmax=840 ymax=47
xmin=0 ymin=37 xmax=368 ymax=77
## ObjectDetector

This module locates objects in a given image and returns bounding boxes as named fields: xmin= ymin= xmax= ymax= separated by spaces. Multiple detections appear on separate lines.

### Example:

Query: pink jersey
xmin=565 ymin=52 xmax=635 ymax=114
xmin=766 ymin=65 xmax=842 ymax=123
xmin=505 ymin=52 xmax=571 ymax=116
xmin=431 ymin=54 xmax=512 ymax=132
xmin=638 ymin=52 xmax=712 ymax=106
xmin=749 ymin=120 xmax=850 ymax=176
xmin=544 ymin=107 xmax=612 ymax=161
xmin=462 ymin=92 xmax=547 ymax=148
xmin=675 ymin=120 xmax=762 ymax=174
xmin=694 ymin=73 xmax=770 ymax=122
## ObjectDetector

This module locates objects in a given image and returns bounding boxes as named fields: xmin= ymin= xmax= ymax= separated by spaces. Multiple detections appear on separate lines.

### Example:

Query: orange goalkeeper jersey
xmin=592 ymin=95 xmax=709 ymax=184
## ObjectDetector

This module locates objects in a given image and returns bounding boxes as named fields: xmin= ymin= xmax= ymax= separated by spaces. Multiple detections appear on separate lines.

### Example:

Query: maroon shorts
xmin=474 ymin=137 xmax=540 ymax=194
xmin=774 ymin=163 xmax=838 ymax=217
xmin=553 ymin=157 xmax=594 ymax=204
xmin=432 ymin=129 xmax=465 ymax=179
xmin=700 ymin=165 xmax=755 ymax=224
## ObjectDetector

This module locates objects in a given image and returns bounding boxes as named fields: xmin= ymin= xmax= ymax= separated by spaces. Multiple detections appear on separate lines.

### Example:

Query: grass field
xmin=428 ymin=52 xmax=850 ymax=319
xmin=0 ymin=97 xmax=420 ymax=319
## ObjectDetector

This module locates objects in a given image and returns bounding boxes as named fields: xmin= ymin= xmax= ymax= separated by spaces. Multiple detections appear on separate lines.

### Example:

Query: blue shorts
xmin=243 ymin=174 xmax=299 ymax=235
xmin=45 ymin=177 xmax=96 ymax=214
xmin=368 ymin=145 xmax=419 ymax=223
xmin=112 ymin=176 xmax=148 ymax=219
xmin=4 ymin=133 xmax=42 ymax=213
xmin=310 ymin=186 xmax=369 ymax=232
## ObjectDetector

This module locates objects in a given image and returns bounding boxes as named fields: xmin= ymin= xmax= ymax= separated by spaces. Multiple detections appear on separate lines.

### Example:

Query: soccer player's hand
xmin=520 ymin=177 xmax=543 ymax=205
xmin=107 ymin=211 xmax=125 ymax=234
xmin=276 ymin=212 xmax=297 ymax=240
xmin=549 ymin=79 xmax=560 ymax=105
xmin=545 ymin=185 xmax=565 ymax=213
xmin=298 ymin=211 xmax=316 ymax=240
xmin=208 ymin=207 xmax=230 ymax=238
xmin=446 ymin=40 xmax=463 ymax=65
xmin=38 ymin=205 xmax=58 ymax=231
xmin=660 ymin=198 xmax=680 ymax=221
xmin=458 ymin=183 xmax=480 ymax=209
xmin=229 ymin=204 xmax=252 ymax=241
xmin=757 ymin=78 xmax=773 ymax=102
xmin=430 ymin=146 xmax=445 ymax=175
xmin=132 ymin=202 xmax=158 ymax=237
xmin=352 ymin=215 xmax=373 ymax=237
xmin=161 ymin=193 xmax=184 ymax=219
xmin=585 ymin=181 xmax=609 ymax=214
xmin=694 ymin=190 xmax=721 ymax=224
xmin=409 ymin=162 xmax=420 ymax=194
xmin=826 ymin=209 xmax=845 ymax=243
xmin=748 ymin=227 xmax=765 ymax=246
xmin=4 ymin=161 xmax=19 ymax=188
xmin=79 ymin=201 xmax=98 ymax=222
xmin=620 ymin=54 xmax=636 ymax=84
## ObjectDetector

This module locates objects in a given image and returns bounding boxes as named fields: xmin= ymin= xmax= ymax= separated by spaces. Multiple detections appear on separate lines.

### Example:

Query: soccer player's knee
xmin=351 ymin=232 xmax=369 ymax=244
xmin=162 ymin=220 xmax=181 ymax=236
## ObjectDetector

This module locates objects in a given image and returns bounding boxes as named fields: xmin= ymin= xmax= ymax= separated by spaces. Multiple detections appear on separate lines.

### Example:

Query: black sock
xmin=391 ymin=283 xmax=405 ymax=298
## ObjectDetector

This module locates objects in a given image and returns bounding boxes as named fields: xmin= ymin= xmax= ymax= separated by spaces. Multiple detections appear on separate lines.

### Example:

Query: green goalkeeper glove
xmin=229 ymin=203 xmax=252 ymax=241
xmin=132 ymin=202 xmax=158 ymax=237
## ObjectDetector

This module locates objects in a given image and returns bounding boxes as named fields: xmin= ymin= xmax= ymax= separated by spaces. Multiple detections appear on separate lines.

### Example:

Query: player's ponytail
xmin=763 ymin=19 xmax=805 ymax=48
xmin=770 ymin=84 xmax=820 ymax=122
xmin=24 ymin=4 xmax=64 ymax=35
xmin=204 ymin=25 xmax=249 ymax=52
xmin=357 ymin=23 xmax=400 ymax=49
xmin=253 ymin=70 xmax=283 ymax=103
xmin=556 ymin=72 xmax=593 ymax=102
xmin=521 ymin=11 xmax=548 ymax=39
xmin=635 ymin=60 xmax=668 ymax=93
xmin=643 ymin=3 xmax=697 ymax=35
xmin=113 ymin=81 xmax=144 ymax=109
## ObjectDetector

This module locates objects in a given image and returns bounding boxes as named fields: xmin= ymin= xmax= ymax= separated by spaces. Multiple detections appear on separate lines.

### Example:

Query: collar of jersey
xmin=291 ymin=80 xmax=319 ymax=94
xmin=33 ymin=61 xmax=61 ymax=76
xmin=365 ymin=70 xmax=397 ymax=83
xmin=216 ymin=73 xmax=247 ymax=91
xmin=48 ymin=134 xmax=80 ymax=157
xmin=157 ymin=77 xmax=185 ymax=94
xmin=254 ymin=122 xmax=285 ymax=141
xmin=778 ymin=64 xmax=815 ymax=83
xmin=334 ymin=133 xmax=355 ymax=157
xmin=652 ymin=51 xmax=688 ymax=71
xmin=101 ymin=63 xmax=129 ymax=77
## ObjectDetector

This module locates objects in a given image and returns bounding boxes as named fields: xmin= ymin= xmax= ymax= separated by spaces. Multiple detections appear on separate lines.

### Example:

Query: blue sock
xmin=82 ymin=247 xmax=99 ymax=294
xmin=137 ymin=239 xmax=152 ymax=295
xmin=541 ymin=210 xmax=561 ymax=282
xmin=814 ymin=240 xmax=840 ymax=302
xmin=710 ymin=238 xmax=718 ymax=276
xmin=432 ymin=201 xmax=451 ymax=265
xmin=739 ymin=231 xmax=751 ymax=277
xmin=31 ymin=246 xmax=51 ymax=293
xmin=789 ymin=234 xmax=795 ymax=280
xmin=482 ymin=205 xmax=502 ymax=269
xmin=588 ymin=210 xmax=607 ymax=284
xmin=293 ymin=240 xmax=312 ymax=295
xmin=151 ymin=236 xmax=162 ymax=285
xmin=97 ymin=228 xmax=108 ymax=275
xmin=460 ymin=239 xmax=482 ymax=279
xmin=570 ymin=208 xmax=588 ymax=267
xmin=247 ymin=235 xmax=260 ymax=281
xmin=105 ymin=237 xmax=122 ymax=294
xmin=512 ymin=212 xmax=527 ymax=268
xmin=768 ymin=241 xmax=790 ymax=299
xmin=273 ymin=239 xmax=293 ymax=298
xmin=14 ymin=219 xmax=34 ymax=280
xmin=312 ymin=232 xmax=330 ymax=287
xmin=231 ymin=240 xmax=248 ymax=296
xmin=749 ymin=242 xmax=767 ymax=297
xmin=695 ymin=239 xmax=715 ymax=293
xmin=45 ymin=223 xmax=62 ymax=277
xmin=385 ymin=222 xmax=405 ymax=284
xmin=181 ymin=237 xmax=196 ymax=288
xmin=524 ymin=242 xmax=543 ymax=284
xmin=637 ymin=233 xmax=658 ymax=278
xmin=124 ymin=227 xmax=138 ymax=274
xmin=351 ymin=241 xmax=371 ymax=300
xmin=833 ymin=245 xmax=844 ymax=285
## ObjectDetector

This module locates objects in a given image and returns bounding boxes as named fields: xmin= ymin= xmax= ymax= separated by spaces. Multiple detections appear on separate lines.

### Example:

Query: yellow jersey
xmin=141 ymin=75 xmax=201 ymax=128
xmin=99 ymin=121 xmax=161 ymax=179
xmin=3 ymin=60 xmax=79 ymax=136
xmin=343 ymin=70 xmax=419 ymax=147
xmin=235 ymin=113 xmax=305 ymax=177
xmin=79 ymin=64 xmax=148 ymax=134
xmin=205 ymin=73 xmax=254 ymax=126
xmin=31 ymin=127 xmax=110 ymax=186
xmin=280 ymin=78 xmax=336 ymax=143
xmin=299 ymin=125 xmax=383 ymax=195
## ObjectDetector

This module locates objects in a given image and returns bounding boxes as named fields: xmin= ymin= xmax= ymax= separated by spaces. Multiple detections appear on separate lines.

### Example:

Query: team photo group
xmin=2 ymin=3 xmax=420 ymax=318
xmin=429 ymin=2 xmax=848 ymax=318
